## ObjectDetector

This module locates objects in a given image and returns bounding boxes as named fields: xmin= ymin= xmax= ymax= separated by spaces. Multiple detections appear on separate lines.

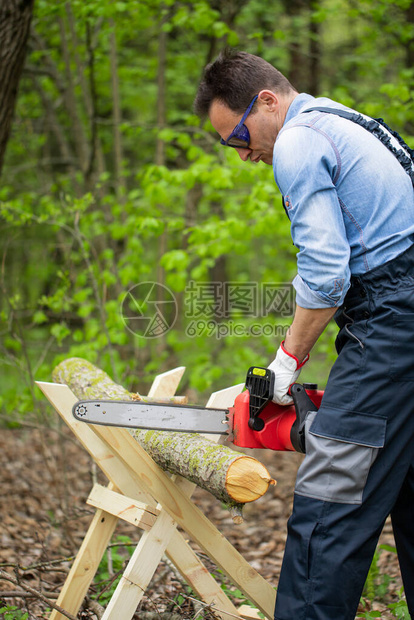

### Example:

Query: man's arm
xmin=284 ymin=304 xmax=338 ymax=361
xmin=268 ymin=304 xmax=338 ymax=404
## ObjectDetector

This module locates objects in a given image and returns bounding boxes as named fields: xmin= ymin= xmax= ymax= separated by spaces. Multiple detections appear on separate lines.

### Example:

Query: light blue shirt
xmin=273 ymin=93 xmax=414 ymax=309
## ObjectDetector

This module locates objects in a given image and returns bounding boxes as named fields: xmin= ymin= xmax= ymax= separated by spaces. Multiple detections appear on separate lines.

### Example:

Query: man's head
xmin=194 ymin=49 xmax=297 ymax=165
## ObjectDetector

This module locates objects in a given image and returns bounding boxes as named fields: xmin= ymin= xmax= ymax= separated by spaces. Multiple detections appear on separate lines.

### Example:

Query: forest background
xmin=0 ymin=1 xmax=413 ymax=618
xmin=1 ymin=0 xmax=414 ymax=425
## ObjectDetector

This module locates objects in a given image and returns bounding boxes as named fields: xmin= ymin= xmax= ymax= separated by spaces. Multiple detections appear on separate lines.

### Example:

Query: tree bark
xmin=52 ymin=358 xmax=276 ymax=509
xmin=0 ymin=0 xmax=34 ymax=175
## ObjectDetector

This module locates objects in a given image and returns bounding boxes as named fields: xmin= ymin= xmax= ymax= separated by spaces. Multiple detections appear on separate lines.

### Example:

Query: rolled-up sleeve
xmin=273 ymin=124 xmax=351 ymax=309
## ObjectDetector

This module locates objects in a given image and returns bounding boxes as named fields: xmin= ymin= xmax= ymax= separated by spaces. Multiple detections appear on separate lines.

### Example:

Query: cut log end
xmin=225 ymin=456 xmax=276 ymax=503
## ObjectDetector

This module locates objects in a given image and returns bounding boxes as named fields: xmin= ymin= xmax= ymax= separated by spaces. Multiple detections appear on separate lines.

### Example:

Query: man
xmin=194 ymin=49 xmax=414 ymax=620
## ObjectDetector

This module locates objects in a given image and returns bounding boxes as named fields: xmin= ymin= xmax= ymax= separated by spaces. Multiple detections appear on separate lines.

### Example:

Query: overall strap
xmin=303 ymin=106 xmax=414 ymax=187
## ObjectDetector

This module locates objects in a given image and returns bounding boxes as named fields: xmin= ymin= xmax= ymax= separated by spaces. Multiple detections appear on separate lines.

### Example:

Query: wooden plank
xmin=92 ymin=424 xmax=276 ymax=619
xmin=87 ymin=483 xmax=159 ymax=530
xmin=205 ymin=383 xmax=245 ymax=409
xmin=102 ymin=510 xmax=178 ymax=619
xmin=165 ymin=530 xmax=242 ymax=620
xmin=238 ymin=605 xmax=265 ymax=619
xmin=48 ymin=495 xmax=118 ymax=620
xmin=147 ymin=366 xmax=185 ymax=398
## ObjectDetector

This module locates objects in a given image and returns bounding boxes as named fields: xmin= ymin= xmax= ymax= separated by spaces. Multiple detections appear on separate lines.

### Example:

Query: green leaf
xmin=50 ymin=323 xmax=71 ymax=345
xmin=33 ymin=310 xmax=48 ymax=325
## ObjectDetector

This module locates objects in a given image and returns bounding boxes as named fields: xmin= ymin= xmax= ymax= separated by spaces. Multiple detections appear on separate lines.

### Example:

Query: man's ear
xmin=257 ymin=89 xmax=278 ymax=111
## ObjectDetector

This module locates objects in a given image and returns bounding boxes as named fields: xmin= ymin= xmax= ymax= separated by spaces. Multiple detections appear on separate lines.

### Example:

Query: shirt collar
xmin=283 ymin=93 xmax=315 ymax=127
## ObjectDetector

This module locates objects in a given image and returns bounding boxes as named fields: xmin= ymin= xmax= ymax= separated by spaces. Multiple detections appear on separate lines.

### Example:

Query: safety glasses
xmin=220 ymin=94 xmax=258 ymax=148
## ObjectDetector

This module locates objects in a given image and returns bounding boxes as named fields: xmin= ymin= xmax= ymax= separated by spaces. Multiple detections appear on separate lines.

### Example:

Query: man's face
xmin=209 ymin=93 xmax=279 ymax=166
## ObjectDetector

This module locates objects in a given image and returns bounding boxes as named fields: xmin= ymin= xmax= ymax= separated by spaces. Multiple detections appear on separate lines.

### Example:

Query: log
xmin=131 ymin=393 xmax=188 ymax=405
xmin=52 ymin=358 xmax=276 ymax=509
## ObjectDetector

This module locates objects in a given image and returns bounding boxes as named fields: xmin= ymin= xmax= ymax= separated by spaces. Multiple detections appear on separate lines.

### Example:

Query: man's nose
xmin=235 ymin=148 xmax=252 ymax=162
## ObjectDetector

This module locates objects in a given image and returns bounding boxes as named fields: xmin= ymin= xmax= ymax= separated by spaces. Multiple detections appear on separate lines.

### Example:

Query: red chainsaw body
xmin=229 ymin=388 xmax=324 ymax=451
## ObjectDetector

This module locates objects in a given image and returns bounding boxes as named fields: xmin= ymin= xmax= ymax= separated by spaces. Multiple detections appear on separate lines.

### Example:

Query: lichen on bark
xmin=135 ymin=428 xmax=243 ymax=504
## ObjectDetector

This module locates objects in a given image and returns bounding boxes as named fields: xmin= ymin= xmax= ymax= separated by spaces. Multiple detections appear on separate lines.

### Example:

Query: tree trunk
xmin=282 ymin=0 xmax=306 ymax=90
xmin=52 ymin=358 xmax=276 ymax=510
xmin=109 ymin=18 xmax=126 ymax=199
xmin=0 ymin=0 xmax=34 ymax=175
xmin=308 ymin=0 xmax=321 ymax=96
xmin=405 ymin=2 xmax=414 ymax=71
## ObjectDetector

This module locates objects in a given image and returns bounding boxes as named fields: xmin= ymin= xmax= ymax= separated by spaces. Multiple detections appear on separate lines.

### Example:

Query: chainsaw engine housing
xmin=230 ymin=387 xmax=324 ymax=451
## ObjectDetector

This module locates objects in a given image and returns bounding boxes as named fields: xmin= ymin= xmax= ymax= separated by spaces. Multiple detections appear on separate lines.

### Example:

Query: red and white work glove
xmin=267 ymin=341 xmax=309 ymax=405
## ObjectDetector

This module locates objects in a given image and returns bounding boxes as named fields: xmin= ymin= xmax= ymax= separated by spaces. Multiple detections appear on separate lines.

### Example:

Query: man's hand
xmin=268 ymin=342 xmax=309 ymax=405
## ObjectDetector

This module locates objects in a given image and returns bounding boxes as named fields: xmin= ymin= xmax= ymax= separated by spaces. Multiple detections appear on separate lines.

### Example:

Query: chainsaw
xmin=72 ymin=367 xmax=324 ymax=453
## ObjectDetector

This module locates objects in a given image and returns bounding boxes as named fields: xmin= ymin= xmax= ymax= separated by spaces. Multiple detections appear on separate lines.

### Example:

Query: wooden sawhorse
xmin=36 ymin=367 xmax=276 ymax=620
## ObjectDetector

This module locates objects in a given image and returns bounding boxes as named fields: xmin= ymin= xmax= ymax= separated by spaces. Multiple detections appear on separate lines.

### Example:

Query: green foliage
xmin=357 ymin=545 xmax=410 ymax=618
xmin=0 ymin=605 xmax=28 ymax=620
xmin=211 ymin=568 xmax=266 ymax=618
xmin=362 ymin=548 xmax=392 ymax=603
xmin=388 ymin=589 xmax=410 ymax=619
xmin=1 ymin=0 xmax=413 ymax=430
xmin=93 ymin=535 xmax=135 ymax=604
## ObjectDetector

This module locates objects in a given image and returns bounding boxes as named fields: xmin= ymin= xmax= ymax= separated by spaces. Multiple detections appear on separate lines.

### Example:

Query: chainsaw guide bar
xmin=72 ymin=399 xmax=230 ymax=434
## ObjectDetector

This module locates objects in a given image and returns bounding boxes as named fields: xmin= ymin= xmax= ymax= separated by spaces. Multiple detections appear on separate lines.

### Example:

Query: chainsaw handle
xmin=289 ymin=383 xmax=319 ymax=453
xmin=290 ymin=383 xmax=319 ymax=412
xmin=245 ymin=367 xmax=275 ymax=431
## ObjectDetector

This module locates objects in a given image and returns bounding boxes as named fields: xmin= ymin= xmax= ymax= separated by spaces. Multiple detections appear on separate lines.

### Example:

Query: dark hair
xmin=194 ymin=48 xmax=296 ymax=118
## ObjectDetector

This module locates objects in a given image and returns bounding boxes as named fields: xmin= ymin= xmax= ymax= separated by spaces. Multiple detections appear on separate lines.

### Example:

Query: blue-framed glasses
xmin=220 ymin=95 xmax=258 ymax=148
